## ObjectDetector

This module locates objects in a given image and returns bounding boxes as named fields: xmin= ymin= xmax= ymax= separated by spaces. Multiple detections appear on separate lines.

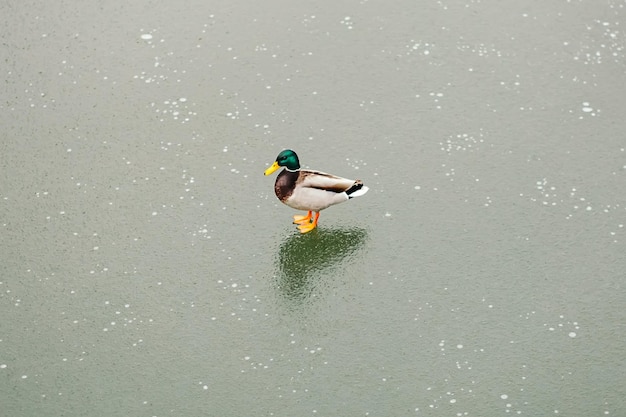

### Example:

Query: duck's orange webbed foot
xmin=293 ymin=211 xmax=312 ymax=225
xmin=297 ymin=212 xmax=320 ymax=234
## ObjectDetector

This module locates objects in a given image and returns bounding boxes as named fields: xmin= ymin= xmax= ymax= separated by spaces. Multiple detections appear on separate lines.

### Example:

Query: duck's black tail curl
xmin=346 ymin=180 xmax=369 ymax=198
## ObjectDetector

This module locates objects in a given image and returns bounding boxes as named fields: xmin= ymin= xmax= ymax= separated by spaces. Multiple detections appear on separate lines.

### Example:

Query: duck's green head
xmin=264 ymin=149 xmax=300 ymax=175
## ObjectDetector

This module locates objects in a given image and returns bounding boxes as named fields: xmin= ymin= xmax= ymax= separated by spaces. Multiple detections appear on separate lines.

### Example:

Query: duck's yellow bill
xmin=264 ymin=161 xmax=280 ymax=176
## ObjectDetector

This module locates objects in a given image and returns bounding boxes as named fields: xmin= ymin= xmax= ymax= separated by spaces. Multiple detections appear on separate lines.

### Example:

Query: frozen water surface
xmin=1 ymin=0 xmax=625 ymax=416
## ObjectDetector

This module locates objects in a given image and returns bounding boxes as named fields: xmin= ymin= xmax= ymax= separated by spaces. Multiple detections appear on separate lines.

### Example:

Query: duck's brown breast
xmin=274 ymin=170 xmax=300 ymax=202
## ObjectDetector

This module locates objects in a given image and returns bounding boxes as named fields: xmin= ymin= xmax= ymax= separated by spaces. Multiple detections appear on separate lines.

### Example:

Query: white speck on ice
xmin=501 ymin=394 xmax=508 ymax=400
xmin=141 ymin=34 xmax=153 ymax=40
xmin=569 ymin=332 xmax=577 ymax=338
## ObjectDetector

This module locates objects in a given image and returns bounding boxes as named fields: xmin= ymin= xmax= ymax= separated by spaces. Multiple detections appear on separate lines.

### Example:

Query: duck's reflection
xmin=274 ymin=226 xmax=368 ymax=303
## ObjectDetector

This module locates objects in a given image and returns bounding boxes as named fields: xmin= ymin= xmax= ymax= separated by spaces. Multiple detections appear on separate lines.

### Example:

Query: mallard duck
xmin=264 ymin=149 xmax=369 ymax=233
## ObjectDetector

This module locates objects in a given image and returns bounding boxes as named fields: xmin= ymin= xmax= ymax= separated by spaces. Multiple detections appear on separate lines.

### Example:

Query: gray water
xmin=2 ymin=1 xmax=625 ymax=416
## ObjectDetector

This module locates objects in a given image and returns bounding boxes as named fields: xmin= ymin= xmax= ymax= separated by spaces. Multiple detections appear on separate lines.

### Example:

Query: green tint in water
xmin=274 ymin=227 xmax=368 ymax=303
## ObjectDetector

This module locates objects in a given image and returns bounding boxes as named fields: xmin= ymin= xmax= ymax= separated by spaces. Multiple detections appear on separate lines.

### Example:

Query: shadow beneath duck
xmin=274 ymin=226 xmax=369 ymax=305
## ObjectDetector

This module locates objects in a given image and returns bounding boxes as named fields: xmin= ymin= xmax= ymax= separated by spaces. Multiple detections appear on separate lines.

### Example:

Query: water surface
xmin=1 ymin=0 xmax=625 ymax=416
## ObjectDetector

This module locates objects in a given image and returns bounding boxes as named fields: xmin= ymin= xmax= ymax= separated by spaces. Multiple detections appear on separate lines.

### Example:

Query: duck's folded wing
xmin=299 ymin=170 xmax=356 ymax=193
